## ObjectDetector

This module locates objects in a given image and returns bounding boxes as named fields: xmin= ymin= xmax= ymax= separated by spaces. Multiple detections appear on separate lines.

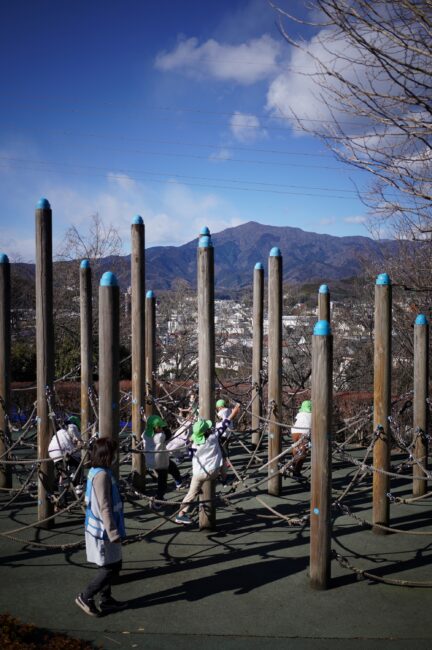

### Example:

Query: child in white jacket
xmin=290 ymin=400 xmax=312 ymax=477
xmin=175 ymin=417 xmax=229 ymax=525
xmin=142 ymin=415 xmax=184 ymax=507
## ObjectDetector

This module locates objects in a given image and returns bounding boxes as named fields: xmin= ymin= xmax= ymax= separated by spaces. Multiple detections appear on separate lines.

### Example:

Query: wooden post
xmin=80 ymin=259 xmax=92 ymax=444
xmin=0 ymin=253 xmax=12 ymax=488
xmin=318 ymin=284 xmax=330 ymax=322
xmin=413 ymin=314 xmax=429 ymax=497
xmin=145 ymin=290 xmax=156 ymax=419
xmin=35 ymin=198 xmax=55 ymax=525
xmin=131 ymin=216 xmax=146 ymax=491
xmin=268 ymin=247 xmax=282 ymax=496
xmin=252 ymin=262 xmax=264 ymax=448
xmin=197 ymin=226 xmax=216 ymax=529
xmin=98 ymin=272 xmax=120 ymax=474
xmin=310 ymin=320 xmax=333 ymax=589
xmin=372 ymin=273 xmax=392 ymax=534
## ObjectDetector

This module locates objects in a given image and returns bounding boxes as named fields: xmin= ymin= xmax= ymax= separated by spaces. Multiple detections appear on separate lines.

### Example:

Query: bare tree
xmin=271 ymin=1 xmax=432 ymax=238
xmin=58 ymin=212 xmax=122 ymax=271
xmin=54 ymin=213 xmax=123 ymax=378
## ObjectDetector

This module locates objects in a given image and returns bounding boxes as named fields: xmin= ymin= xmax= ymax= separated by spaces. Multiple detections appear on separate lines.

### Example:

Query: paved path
xmin=1 ymin=458 xmax=432 ymax=648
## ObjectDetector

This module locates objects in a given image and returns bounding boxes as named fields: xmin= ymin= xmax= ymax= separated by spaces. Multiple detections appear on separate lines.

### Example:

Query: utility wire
xmin=0 ymin=157 xmax=357 ymax=200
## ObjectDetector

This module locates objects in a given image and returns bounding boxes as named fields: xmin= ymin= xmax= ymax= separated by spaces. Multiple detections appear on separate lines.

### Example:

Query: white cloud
xmin=155 ymin=34 xmax=281 ymax=85
xmin=40 ymin=175 xmax=244 ymax=256
xmin=318 ymin=217 xmax=337 ymax=226
xmin=229 ymin=111 xmax=266 ymax=143
xmin=209 ymin=148 xmax=232 ymax=162
xmin=344 ymin=215 xmax=367 ymax=224
xmin=266 ymin=27 xmax=375 ymax=133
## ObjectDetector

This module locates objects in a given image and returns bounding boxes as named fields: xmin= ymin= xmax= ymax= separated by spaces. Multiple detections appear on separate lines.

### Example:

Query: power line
xmin=0 ymin=154 xmax=359 ymax=193
xmin=3 ymin=123 xmax=330 ymax=158
xmin=3 ymin=125 xmax=357 ymax=173
xmin=0 ymin=157 xmax=358 ymax=200
xmin=5 ymin=100 xmax=381 ymax=133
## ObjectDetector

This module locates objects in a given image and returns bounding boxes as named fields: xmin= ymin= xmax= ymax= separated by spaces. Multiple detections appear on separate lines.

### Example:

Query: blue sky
xmin=0 ymin=0 xmax=372 ymax=261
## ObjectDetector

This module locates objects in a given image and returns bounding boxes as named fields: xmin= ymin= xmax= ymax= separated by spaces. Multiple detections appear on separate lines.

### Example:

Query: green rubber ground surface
xmin=1 ymin=451 xmax=432 ymax=649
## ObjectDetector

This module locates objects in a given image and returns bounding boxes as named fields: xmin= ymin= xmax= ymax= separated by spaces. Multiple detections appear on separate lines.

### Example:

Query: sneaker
xmin=151 ymin=498 xmax=164 ymax=511
xmin=99 ymin=597 xmax=128 ymax=614
xmin=75 ymin=593 xmax=100 ymax=617
xmin=175 ymin=513 xmax=193 ymax=525
xmin=175 ymin=481 xmax=188 ymax=491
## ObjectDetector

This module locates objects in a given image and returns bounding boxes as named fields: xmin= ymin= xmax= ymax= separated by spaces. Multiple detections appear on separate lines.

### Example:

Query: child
xmin=175 ymin=418 xmax=227 ymax=525
xmin=75 ymin=437 xmax=127 ymax=616
xmin=142 ymin=415 xmax=184 ymax=507
xmin=215 ymin=399 xmax=241 ymax=484
xmin=290 ymin=400 xmax=312 ymax=477
xmin=48 ymin=417 xmax=84 ymax=498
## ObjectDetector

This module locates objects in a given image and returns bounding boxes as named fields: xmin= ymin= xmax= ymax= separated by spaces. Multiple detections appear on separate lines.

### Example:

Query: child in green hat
xmin=175 ymin=417 xmax=225 ymax=525
xmin=142 ymin=415 xmax=184 ymax=507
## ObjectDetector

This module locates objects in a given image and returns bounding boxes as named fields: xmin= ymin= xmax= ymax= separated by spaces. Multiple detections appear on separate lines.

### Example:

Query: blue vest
xmin=85 ymin=467 xmax=125 ymax=540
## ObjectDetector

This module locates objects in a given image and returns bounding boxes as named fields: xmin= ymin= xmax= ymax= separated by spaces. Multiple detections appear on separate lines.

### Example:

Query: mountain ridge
xmin=14 ymin=221 xmax=400 ymax=291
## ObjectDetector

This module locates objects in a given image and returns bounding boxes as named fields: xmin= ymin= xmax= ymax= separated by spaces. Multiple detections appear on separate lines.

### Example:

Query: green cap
xmin=145 ymin=414 xmax=167 ymax=437
xmin=192 ymin=418 xmax=212 ymax=445
xmin=66 ymin=415 xmax=81 ymax=428
xmin=299 ymin=400 xmax=311 ymax=413
xmin=216 ymin=399 xmax=226 ymax=408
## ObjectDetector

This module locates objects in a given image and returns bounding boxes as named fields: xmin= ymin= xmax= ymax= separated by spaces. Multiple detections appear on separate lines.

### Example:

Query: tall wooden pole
xmin=197 ymin=226 xmax=216 ymax=529
xmin=131 ymin=216 xmax=146 ymax=491
xmin=413 ymin=314 xmax=429 ymax=497
xmin=145 ymin=290 xmax=156 ymax=419
xmin=35 ymin=198 xmax=55 ymax=525
xmin=252 ymin=262 xmax=264 ymax=448
xmin=372 ymin=273 xmax=392 ymax=534
xmin=318 ymin=284 xmax=330 ymax=322
xmin=98 ymin=272 xmax=120 ymax=475
xmin=310 ymin=319 xmax=333 ymax=590
xmin=268 ymin=247 xmax=282 ymax=496
xmin=80 ymin=259 xmax=92 ymax=444
xmin=0 ymin=253 xmax=11 ymax=488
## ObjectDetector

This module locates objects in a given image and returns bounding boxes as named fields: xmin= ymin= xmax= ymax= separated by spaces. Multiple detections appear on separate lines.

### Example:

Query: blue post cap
xmin=415 ymin=314 xmax=428 ymax=326
xmin=200 ymin=226 xmax=210 ymax=236
xmin=132 ymin=215 xmax=143 ymax=225
xmin=376 ymin=273 xmax=391 ymax=285
xmin=80 ymin=259 xmax=90 ymax=269
xmin=0 ymin=253 xmax=9 ymax=264
xmin=146 ymin=290 xmax=155 ymax=298
xmin=314 ymin=320 xmax=332 ymax=336
xmin=100 ymin=271 xmax=118 ymax=287
xmin=319 ymin=284 xmax=329 ymax=294
xmin=199 ymin=235 xmax=213 ymax=248
xmin=269 ymin=247 xmax=281 ymax=257
xmin=254 ymin=262 xmax=264 ymax=270
xmin=36 ymin=197 xmax=50 ymax=209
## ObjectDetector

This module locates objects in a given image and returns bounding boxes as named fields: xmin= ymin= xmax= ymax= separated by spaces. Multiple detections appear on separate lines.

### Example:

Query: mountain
xmin=131 ymin=221 xmax=398 ymax=290
xmin=14 ymin=221 xmax=400 ymax=291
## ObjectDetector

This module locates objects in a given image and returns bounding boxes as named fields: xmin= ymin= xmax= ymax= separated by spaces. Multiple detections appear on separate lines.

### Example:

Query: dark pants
xmin=156 ymin=460 xmax=182 ymax=499
xmin=67 ymin=455 xmax=83 ymax=486
xmin=83 ymin=560 xmax=122 ymax=603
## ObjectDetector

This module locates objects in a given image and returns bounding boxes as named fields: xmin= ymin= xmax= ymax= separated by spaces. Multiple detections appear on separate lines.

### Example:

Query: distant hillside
xmin=129 ymin=221 xmax=398 ymax=289
xmin=15 ymin=221 xmax=400 ymax=291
